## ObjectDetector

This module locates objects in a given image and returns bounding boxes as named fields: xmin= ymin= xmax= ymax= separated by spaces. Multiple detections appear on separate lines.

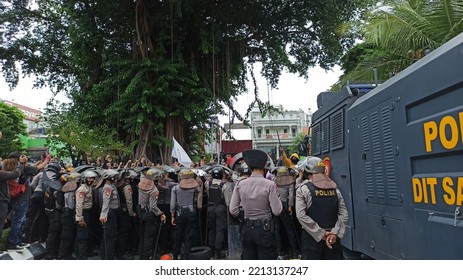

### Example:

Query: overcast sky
xmin=0 ymin=65 xmax=342 ymax=125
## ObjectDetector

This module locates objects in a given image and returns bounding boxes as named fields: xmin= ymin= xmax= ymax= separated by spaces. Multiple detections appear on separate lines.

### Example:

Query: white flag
xmin=171 ymin=137 xmax=192 ymax=167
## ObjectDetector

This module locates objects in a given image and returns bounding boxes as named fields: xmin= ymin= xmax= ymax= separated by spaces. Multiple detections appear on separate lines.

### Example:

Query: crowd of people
xmin=0 ymin=148 xmax=348 ymax=260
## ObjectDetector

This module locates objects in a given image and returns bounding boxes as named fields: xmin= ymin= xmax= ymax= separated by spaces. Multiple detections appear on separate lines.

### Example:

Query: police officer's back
xmin=170 ymin=169 xmax=202 ymax=260
xmin=205 ymin=166 xmax=231 ymax=259
xmin=229 ymin=149 xmax=282 ymax=260
xmin=295 ymin=157 xmax=348 ymax=260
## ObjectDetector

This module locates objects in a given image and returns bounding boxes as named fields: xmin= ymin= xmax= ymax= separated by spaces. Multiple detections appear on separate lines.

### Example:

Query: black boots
xmin=214 ymin=249 xmax=225 ymax=259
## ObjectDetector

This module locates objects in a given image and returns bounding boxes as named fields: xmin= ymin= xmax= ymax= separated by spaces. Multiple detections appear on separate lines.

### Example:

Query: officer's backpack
xmin=42 ymin=172 xmax=64 ymax=210
xmin=208 ymin=182 xmax=225 ymax=203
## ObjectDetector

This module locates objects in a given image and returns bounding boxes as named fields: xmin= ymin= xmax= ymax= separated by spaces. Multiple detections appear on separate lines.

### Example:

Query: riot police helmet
xmin=119 ymin=169 xmax=131 ymax=180
xmin=237 ymin=162 xmax=251 ymax=176
xmin=145 ymin=168 xmax=162 ymax=181
xmin=303 ymin=156 xmax=325 ymax=176
xmin=102 ymin=169 xmax=119 ymax=181
xmin=46 ymin=162 xmax=61 ymax=174
xmin=211 ymin=166 xmax=224 ymax=179
xmin=82 ymin=170 xmax=98 ymax=181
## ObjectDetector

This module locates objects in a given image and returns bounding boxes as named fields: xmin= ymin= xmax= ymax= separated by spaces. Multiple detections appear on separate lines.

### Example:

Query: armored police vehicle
xmin=310 ymin=32 xmax=463 ymax=259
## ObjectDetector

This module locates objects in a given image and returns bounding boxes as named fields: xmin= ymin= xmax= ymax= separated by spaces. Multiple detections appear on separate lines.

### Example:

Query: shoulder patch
xmin=127 ymin=186 xmax=132 ymax=195
xmin=79 ymin=192 xmax=85 ymax=198
xmin=105 ymin=188 xmax=111 ymax=197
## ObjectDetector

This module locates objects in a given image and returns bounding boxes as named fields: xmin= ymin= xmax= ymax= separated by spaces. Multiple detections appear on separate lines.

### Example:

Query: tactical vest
xmin=305 ymin=182 xmax=338 ymax=229
xmin=157 ymin=186 xmax=172 ymax=205
xmin=208 ymin=182 xmax=225 ymax=204
xmin=130 ymin=182 xmax=139 ymax=212
xmin=117 ymin=184 xmax=128 ymax=213
xmin=93 ymin=188 xmax=102 ymax=209
xmin=174 ymin=186 xmax=196 ymax=219
xmin=43 ymin=172 xmax=64 ymax=210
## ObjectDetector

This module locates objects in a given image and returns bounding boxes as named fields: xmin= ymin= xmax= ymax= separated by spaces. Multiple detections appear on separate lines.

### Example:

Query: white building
xmin=250 ymin=106 xmax=311 ymax=158
xmin=1 ymin=99 xmax=45 ymax=137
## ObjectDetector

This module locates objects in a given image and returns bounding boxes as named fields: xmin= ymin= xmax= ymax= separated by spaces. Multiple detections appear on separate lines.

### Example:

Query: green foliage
xmin=288 ymin=132 xmax=307 ymax=155
xmin=0 ymin=101 xmax=27 ymax=156
xmin=336 ymin=0 xmax=463 ymax=87
xmin=43 ymin=100 xmax=130 ymax=163
xmin=1 ymin=0 xmax=374 ymax=160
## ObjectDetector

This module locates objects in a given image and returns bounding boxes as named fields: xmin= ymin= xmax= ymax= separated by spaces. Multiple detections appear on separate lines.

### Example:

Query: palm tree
xmin=337 ymin=0 xmax=463 ymax=85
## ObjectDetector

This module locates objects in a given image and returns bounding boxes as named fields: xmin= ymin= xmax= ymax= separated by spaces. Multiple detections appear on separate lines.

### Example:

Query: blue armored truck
xmin=310 ymin=32 xmax=463 ymax=259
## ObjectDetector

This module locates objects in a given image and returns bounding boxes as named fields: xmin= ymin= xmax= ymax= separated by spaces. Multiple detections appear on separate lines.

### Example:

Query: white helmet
xmin=102 ymin=169 xmax=119 ymax=180
xmin=82 ymin=170 xmax=98 ymax=181
xmin=303 ymin=157 xmax=325 ymax=174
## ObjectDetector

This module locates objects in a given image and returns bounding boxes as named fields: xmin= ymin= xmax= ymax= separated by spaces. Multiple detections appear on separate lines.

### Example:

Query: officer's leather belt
xmin=244 ymin=218 xmax=270 ymax=226
xmin=208 ymin=202 xmax=225 ymax=206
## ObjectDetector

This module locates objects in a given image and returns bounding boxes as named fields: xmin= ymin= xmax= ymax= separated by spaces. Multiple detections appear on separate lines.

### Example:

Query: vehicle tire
xmin=190 ymin=246 xmax=212 ymax=260
xmin=342 ymin=246 xmax=362 ymax=260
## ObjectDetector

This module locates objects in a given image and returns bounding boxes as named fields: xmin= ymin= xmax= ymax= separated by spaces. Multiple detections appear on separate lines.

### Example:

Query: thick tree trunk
xmin=163 ymin=115 xmax=185 ymax=165
xmin=134 ymin=123 xmax=152 ymax=161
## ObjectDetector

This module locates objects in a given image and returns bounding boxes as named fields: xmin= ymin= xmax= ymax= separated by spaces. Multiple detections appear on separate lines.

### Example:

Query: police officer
xmin=229 ymin=149 xmax=283 ymax=260
xmin=59 ymin=173 xmax=81 ymax=259
xmin=295 ymin=157 xmax=348 ymax=260
xmin=42 ymin=162 xmax=64 ymax=260
xmin=75 ymin=169 xmax=98 ymax=259
xmin=116 ymin=170 xmax=136 ymax=259
xmin=205 ymin=166 xmax=231 ymax=259
xmin=24 ymin=164 xmax=53 ymax=243
xmin=156 ymin=170 xmax=176 ymax=255
xmin=170 ymin=169 xmax=203 ymax=260
xmin=138 ymin=168 xmax=166 ymax=260
xmin=99 ymin=169 xmax=120 ymax=260
xmin=126 ymin=169 xmax=140 ymax=257
xmin=273 ymin=166 xmax=300 ymax=259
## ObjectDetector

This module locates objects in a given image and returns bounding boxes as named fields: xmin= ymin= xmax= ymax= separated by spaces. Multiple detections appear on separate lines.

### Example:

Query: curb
xmin=0 ymin=242 xmax=45 ymax=260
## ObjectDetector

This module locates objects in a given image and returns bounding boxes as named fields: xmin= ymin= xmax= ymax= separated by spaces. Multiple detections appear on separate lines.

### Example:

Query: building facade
xmin=1 ymin=99 xmax=49 ymax=158
xmin=1 ymin=99 xmax=46 ymax=136
xmin=250 ymin=106 xmax=311 ymax=159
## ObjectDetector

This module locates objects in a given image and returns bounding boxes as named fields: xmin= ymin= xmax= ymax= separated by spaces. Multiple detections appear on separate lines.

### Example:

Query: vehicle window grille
xmin=330 ymin=110 xmax=344 ymax=150
xmin=311 ymin=124 xmax=321 ymax=155
xmin=322 ymin=119 xmax=329 ymax=153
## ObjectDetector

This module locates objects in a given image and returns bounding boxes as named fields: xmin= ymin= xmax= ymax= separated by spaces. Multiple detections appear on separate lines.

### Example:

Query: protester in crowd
xmin=279 ymin=146 xmax=300 ymax=170
xmin=8 ymin=153 xmax=38 ymax=250
xmin=0 ymin=153 xmax=24 ymax=248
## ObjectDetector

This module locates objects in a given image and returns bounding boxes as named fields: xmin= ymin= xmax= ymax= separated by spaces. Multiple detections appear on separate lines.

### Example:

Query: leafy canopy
xmin=0 ymin=101 xmax=27 ymax=156
xmin=1 ymin=0 xmax=373 ymax=159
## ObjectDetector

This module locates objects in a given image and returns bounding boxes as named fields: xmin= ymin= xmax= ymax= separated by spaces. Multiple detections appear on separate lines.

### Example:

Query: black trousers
xmin=59 ymin=208 xmax=76 ymax=259
xmin=157 ymin=204 xmax=173 ymax=253
xmin=117 ymin=210 xmax=133 ymax=259
xmin=88 ymin=206 xmax=102 ymax=255
xmin=172 ymin=216 xmax=195 ymax=259
xmin=75 ymin=209 xmax=92 ymax=260
xmin=274 ymin=206 xmax=300 ymax=255
xmin=300 ymin=230 xmax=343 ymax=260
xmin=23 ymin=195 xmax=48 ymax=243
xmin=241 ymin=224 xmax=276 ymax=260
xmin=100 ymin=209 xmax=118 ymax=260
xmin=45 ymin=209 xmax=62 ymax=259
xmin=138 ymin=212 xmax=161 ymax=260
xmin=207 ymin=204 xmax=227 ymax=250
